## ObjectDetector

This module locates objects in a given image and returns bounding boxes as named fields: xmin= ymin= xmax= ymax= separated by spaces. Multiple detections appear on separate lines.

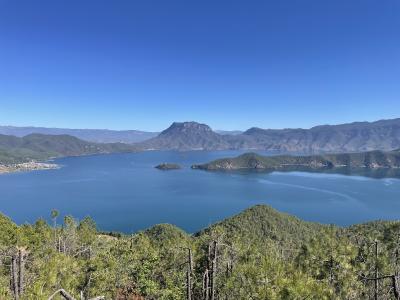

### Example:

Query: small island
xmin=191 ymin=149 xmax=400 ymax=171
xmin=155 ymin=163 xmax=182 ymax=170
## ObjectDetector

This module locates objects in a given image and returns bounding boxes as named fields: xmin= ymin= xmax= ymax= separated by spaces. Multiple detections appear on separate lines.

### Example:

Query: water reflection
xmin=275 ymin=167 xmax=400 ymax=179
xmin=199 ymin=166 xmax=400 ymax=179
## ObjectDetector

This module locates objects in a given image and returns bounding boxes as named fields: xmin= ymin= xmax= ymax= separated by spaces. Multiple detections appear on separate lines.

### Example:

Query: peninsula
xmin=0 ymin=133 xmax=139 ymax=174
xmin=191 ymin=150 xmax=400 ymax=171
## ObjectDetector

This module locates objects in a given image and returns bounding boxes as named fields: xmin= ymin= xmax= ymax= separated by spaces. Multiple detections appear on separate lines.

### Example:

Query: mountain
xmin=0 ymin=133 xmax=136 ymax=164
xmin=0 ymin=126 xmax=158 ymax=143
xmin=137 ymin=118 xmax=400 ymax=153
xmin=0 ymin=125 xmax=244 ymax=144
xmin=192 ymin=149 xmax=400 ymax=170
xmin=138 ymin=121 xmax=230 ymax=150
xmin=233 ymin=118 xmax=400 ymax=153
xmin=3 ymin=118 xmax=400 ymax=153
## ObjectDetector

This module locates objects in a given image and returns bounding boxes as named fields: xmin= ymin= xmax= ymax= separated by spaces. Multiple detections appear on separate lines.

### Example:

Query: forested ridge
xmin=0 ymin=134 xmax=136 ymax=164
xmin=1 ymin=205 xmax=400 ymax=299
xmin=192 ymin=150 xmax=400 ymax=171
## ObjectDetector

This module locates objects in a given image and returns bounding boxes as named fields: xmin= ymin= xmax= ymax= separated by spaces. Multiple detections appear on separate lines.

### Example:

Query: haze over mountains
xmin=0 ymin=125 xmax=244 ymax=144
xmin=0 ymin=126 xmax=158 ymax=144
xmin=1 ymin=118 xmax=400 ymax=153
xmin=138 ymin=122 xmax=231 ymax=150
xmin=137 ymin=118 xmax=400 ymax=153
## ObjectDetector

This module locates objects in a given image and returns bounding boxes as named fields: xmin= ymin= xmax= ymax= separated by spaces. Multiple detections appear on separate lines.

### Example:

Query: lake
xmin=1 ymin=151 xmax=399 ymax=233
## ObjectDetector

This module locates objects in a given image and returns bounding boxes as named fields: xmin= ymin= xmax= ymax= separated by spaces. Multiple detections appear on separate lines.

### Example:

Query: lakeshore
xmin=0 ymin=161 xmax=59 ymax=174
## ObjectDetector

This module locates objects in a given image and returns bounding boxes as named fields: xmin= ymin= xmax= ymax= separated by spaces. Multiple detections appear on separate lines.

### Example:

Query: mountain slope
xmin=139 ymin=122 xmax=230 ymax=150
xmin=234 ymin=118 xmax=400 ymax=153
xmin=197 ymin=205 xmax=325 ymax=248
xmin=0 ymin=133 xmax=136 ymax=164
xmin=192 ymin=149 xmax=400 ymax=170
xmin=137 ymin=118 xmax=400 ymax=152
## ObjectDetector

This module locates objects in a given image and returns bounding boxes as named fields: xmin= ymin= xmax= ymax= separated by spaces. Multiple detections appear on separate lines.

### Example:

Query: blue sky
xmin=0 ymin=0 xmax=399 ymax=131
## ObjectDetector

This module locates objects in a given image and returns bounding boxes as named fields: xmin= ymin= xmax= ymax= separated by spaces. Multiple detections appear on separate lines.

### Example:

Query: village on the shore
xmin=0 ymin=161 xmax=59 ymax=174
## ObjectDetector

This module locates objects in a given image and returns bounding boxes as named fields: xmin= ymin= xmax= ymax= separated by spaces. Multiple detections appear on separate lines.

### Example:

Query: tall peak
xmin=161 ymin=122 xmax=212 ymax=135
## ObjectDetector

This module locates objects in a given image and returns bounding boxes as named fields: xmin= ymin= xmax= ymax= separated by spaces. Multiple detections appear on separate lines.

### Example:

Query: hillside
xmin=0 ymin=125 xmax=158 ymax=143
xmin=197 ymin=205 xmax=326 ymax=249
xmin=0 ymin=205 xmax=399 ymax=299
xmin=192 ymin=149 xmax=400 ymax=171
xmin=0 ymin=133 xmax=137 ymax=164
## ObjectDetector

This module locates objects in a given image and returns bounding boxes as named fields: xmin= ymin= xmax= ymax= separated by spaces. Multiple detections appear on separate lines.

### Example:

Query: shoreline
xmin=0 ymin=161 xmax=60 ymax=174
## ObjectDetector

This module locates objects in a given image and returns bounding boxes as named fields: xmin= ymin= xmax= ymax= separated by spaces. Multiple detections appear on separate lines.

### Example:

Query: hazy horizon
xmin=1 ymin=116 xmax=400 ymax=133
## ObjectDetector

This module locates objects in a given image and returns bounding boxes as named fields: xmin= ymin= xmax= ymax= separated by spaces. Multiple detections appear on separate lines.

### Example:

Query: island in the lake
xmin=0 ymin=161 xmax=60 ymax=174
xmin=155 ymin=163 xmax=182 ymax=170
xmin=191 ymin=149 xmax=400 ymax=171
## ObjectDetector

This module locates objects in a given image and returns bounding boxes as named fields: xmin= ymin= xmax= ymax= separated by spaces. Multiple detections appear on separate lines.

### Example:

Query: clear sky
xmin=0 ymin=0 xmax=399 ymax=131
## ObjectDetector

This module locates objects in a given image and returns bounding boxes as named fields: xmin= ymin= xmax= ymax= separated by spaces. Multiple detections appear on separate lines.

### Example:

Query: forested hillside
xmin=0 ymin=134 xmax=136 ymax=164
xmin=192 ymin=150 xmax=400 ymax=171
xmin=1 ymin=205 xmax=400 ymax=299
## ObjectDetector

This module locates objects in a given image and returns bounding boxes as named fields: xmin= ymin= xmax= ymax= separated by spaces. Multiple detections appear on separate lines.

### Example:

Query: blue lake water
xmin=0 ymin=151 xmax=399 ymax=233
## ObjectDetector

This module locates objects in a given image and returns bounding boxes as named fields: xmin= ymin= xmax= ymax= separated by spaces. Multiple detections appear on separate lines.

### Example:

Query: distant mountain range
xmin=1 ymin=118 xmax=400 ymax=154
xmin=0 ymin=126 xmax=158 ymax=144
xmin=0 ymin=125 xmax=242 ymax=144
xmin=234 ymin=118 xmax=400 ymax=153
xmin=136 ymin=118 xmax=400 ymax=153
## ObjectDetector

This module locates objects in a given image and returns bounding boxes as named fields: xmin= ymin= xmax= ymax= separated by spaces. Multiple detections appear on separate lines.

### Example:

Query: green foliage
xmin=51 ymin=209 xmax=59 ymax=220
xmin=0 ymin=133 xmax=137 ymax=164
xmin=193 ymin=150 xmax=400 ymax=170
xmin=0 ymin=213 xmax=18 ymax=245
xmin=0 ymin=205 xmax=399 ymax=299
xmin=199 ymin=205 xmax=324 ymax=249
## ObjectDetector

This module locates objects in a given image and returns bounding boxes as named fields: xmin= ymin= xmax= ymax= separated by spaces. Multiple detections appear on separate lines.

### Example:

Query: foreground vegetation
xmin=1 ymin=205 xmax=400 ymax=299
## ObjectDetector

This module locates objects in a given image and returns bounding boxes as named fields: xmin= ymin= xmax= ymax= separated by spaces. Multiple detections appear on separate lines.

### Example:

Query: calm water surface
xmin=1 ymin=151 xmax=399 ymax=233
